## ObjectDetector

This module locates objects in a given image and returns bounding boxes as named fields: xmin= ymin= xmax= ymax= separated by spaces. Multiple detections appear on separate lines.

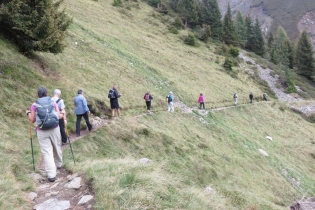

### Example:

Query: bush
xmin=173 ymin=17 xmax=184 ymax=29
xmin=184 ymin=34 xmax=196 ymax=46
xmin=199 ymin=24 xmax=211 ymax=42
xmin=113 ymin=0 xmax=122 ymax=6
xmin=223 ymin=57 xmax=233 ymax=70
xmin=147 ymin=0 xmax=161 ymax=7
xmin=169 ymin=27 xmax=179 ymax=34
xmin=229 ymin=46 xmax=239 ymax=58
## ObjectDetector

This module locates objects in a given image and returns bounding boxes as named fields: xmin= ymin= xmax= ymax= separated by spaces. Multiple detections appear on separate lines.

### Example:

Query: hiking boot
xmin=90 ymin=125 xmax=96 ymax=132
xmin=57 ymin=166 xmax=62 ymax=170
xmin=76 ymin=134 xmax=80 ymax=137
xmin=48 ymin=177 xmax=56 ymax=182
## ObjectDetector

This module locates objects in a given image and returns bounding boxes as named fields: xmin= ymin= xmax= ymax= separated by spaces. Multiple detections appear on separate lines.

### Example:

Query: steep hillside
xmin=1 ymin=0 xmax=315 ymax=209
xmin=218 ymin=0 xmax=315 ymax=41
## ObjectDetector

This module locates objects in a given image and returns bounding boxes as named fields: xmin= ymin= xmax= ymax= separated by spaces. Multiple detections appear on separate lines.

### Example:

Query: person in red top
xmin=198 ymin=93 xmax=205 ymax=109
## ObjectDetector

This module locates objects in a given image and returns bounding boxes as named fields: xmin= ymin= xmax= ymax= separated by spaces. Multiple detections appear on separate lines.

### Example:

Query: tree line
xmin=154 ymin=0 xmax=315 ymax=83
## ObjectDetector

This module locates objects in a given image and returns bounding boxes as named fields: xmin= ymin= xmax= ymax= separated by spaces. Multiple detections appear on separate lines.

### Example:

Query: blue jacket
xmin=74 ymin=94 xmax=89 ymax=115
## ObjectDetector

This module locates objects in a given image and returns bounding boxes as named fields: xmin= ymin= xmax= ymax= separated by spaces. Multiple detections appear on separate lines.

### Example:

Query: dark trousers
xmin=59 ymin=119 xmax=67 ymax=143
xmin=199 ymin=102 xmax=205 ymax=109
xmin=146 ymin=101 xmax=151 ymax=110
xmin=76 ymin=112 xmax=92 ymax=135
xmin=250 ymin=98 xmax=253 ymax=103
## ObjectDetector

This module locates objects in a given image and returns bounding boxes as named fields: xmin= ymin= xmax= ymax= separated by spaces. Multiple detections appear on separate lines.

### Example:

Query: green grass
xmin=1 ymin=0 xmax=315 ymax=209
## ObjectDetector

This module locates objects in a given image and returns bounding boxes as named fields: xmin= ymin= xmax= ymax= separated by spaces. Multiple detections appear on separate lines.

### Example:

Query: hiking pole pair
xmin=28 ymin=119 xmax=35 ymax=171
xmin=64 ymin=119 xmax=75 ymax=164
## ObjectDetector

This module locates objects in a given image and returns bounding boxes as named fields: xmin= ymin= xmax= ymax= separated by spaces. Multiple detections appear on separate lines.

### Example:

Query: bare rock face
xmin=218 ymin=0 xmax=272 ymax=36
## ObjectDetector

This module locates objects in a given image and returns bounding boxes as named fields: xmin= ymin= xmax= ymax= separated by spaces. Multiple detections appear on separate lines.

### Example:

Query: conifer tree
xmin=176 ymin=0 xmax=199 ymax=27
xmin=234 ymin=10 xmax=246 ymax=47
xmin=199 ymin=0 xmax=222 ymax=39
xmin=222 ymin=3 xmax=238 ymax=46
xmin=295 ymin=31 xmax=315 ymax=79
xmin=267 ymin=32 xmax=274 ymax=51
xmin=285 ymin=40 xmax=294 ymax=69
xmin=253 ymin=18 xmax=265 ymax=56
xmin=246 ymin=18 xmax=264 ymax=56
xmin=0 ymin=0 xmax=72 ymax=53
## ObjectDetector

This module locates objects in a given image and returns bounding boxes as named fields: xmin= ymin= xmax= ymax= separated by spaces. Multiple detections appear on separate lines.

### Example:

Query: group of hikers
xmin=25 ymin=85 xmax=269 ymax=182
xmin=233 ymin=92 xmax=268 ymax=106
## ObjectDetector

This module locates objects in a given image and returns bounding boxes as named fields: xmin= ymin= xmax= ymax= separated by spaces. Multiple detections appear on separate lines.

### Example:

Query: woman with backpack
xmin=26 ymin=87 xmax=64 ymax=182
xmin=198 ymin=93 xmax=205 ymax=109
xmin=144 ymin=91 xmax=153 ymax=114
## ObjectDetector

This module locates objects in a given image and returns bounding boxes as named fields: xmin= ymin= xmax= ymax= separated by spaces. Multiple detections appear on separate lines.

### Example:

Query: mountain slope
xmin=218 ymin=0 xmax=315 ymax=41
xmin=1 ymin=0 xmax=315 ymax=209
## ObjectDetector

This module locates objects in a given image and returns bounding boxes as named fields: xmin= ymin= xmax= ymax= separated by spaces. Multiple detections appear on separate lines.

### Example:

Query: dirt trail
xmin=30 ymin=117 xmax=107 ymax=210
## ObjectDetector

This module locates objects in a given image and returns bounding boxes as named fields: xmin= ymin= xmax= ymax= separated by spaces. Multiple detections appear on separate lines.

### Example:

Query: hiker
xmin=249 ymin=92 xmax=253 ymax=103
xmin=52 ymin=89 xmax=67 ymax=145
xmin=233 ymin=93 xmax=238 ymax=105
xmin=26 ymin=87 xmax=63 ymax=182
xmin=263 ymin=93 xmax=268 ymax=101
xmin=198 ymin=93 xmax=205 ymax=109
xmin=74 ymin=89 xmax=93 ymax=137
xmin=144 ymin=91 xmax=153 ymax=114
xmin=166 ymin=91 xmax=174 ymax=112
xmin=108 ymin=84 xmax=122 ymax=117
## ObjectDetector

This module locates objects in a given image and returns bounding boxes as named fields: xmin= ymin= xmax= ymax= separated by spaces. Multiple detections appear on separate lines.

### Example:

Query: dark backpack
xmin=108 ymin=89 xmax=115 ymax=99
xmin=233 ymin=94 xmax=237 ymax=98
xmin=35 ymin=97 xmax=59 ymax=130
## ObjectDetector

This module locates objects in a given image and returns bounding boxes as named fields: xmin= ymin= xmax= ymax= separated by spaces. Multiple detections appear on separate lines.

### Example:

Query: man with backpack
xmin=233 ymin=93 xmax=238 ymax=105
xmin=108 ymin=85 xmax=122 ymax=117
xmin=166 ymin=91 xmax=174 ymax=112
xmin=144 ymin=91 xmax=153 ymax=114
xmin=74 ymin=89 xmax=93 ymax=137
xmin=26 ymin=87 xmax=63 ymax=182
xmin=249 ymin=92 xmax=253 ymax=103
xmin=263 ymin=93 xmax=268 ymax=101
xmin=52 ymin=89 xmax=67 ymax=145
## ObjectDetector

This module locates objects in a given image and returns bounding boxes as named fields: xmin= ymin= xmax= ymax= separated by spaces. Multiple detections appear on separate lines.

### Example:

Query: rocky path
xmin=239 ymin=52 xmax=315 ymax=116
xmin=239 ymin=53 xmax=303 ymax=102
xmin=29 ymin=117 xmax=105 ymax=210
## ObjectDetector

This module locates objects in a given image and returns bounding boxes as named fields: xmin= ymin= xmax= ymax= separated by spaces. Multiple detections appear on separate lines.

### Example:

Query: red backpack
xmin=145 ymin=94 xmax=150 ymax=101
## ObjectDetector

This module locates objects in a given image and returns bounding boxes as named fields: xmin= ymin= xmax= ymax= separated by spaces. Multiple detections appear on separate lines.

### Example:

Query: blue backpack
xmin=167 ymin=94 xmax=173 ymax=102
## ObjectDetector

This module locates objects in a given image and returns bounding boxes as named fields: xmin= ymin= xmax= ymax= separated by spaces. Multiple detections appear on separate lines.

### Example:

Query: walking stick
xmin=65 ymin=120 xmax=75 ymax=164
xmin=28 ymin=120 xmax=35 ymax=171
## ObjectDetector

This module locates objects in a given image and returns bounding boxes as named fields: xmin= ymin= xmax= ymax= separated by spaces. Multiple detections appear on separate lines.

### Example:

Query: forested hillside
xmin=218 ymin=0 xmax=315 ymax=42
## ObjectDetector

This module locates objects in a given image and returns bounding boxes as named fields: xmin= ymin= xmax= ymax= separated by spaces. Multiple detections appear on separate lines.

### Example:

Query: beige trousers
xmin=37 ymin=127 xmax=63 ymax=178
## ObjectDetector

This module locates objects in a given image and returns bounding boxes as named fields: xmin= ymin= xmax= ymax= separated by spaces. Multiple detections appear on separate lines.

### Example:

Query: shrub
xmin=169 ymin=27 xmax=179 ymax=34
xmin=223 ymin=57 xmax=233 ymax=70
xmin=229 ymin=46 xmax=239 ymax=57
xmin=199 ymin=24 xmax=211 ymax=42
xmin=184 ymin=34 xmax=196 ymax=46
xmin=173 ymin=17 xmax=184 ymax=29
xmin=113 ymin=0 xmax=122 ymax=6
xmin=147 ymin=0 xmax=161 ymax=7
xmin=309 ymin=113 xmax=315 ymax=123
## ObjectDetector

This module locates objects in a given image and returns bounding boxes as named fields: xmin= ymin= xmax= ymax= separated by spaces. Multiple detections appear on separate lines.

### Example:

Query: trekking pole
xmin=65 ymin=120 xmax=75 ymax=164
xmin=28 ymin=119 xmax=35 ymax=171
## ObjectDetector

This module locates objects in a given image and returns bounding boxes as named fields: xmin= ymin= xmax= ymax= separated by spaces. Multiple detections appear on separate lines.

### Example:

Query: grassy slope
xmin=0 ymin=0 xmax=315 ymax=209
